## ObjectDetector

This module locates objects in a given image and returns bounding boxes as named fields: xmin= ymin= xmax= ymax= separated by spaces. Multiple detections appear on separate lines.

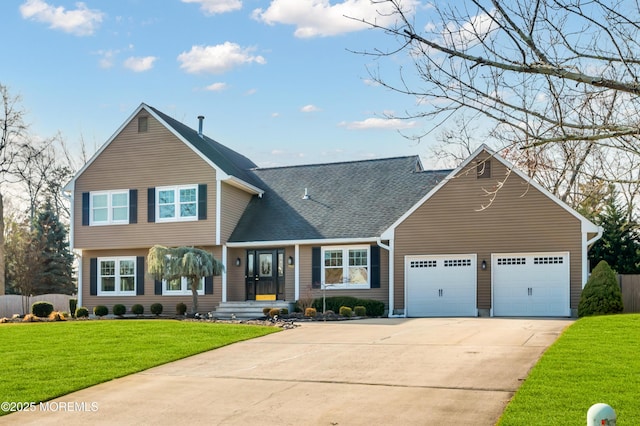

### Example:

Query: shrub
xmin=295 ymin=297 xmax=314 ymax=313
xmin=93 ymin=305 xmax=108 ymax=317
xmin=32 ymin=301 xmax=54 ymax=318
xmin=48 ymin=311 xmax=67 ymax=321
xmin=339 ymin=306 xmax=353 ymax=317
xmin=176 ymin=302 xmax=187 ymax=316
xmin=131 ymin=304 xmax=144 ymax=315
xmin=269 ymin=308 xmax=280 ymax=318
xmin=113 ymin=304 xmax=126 ymax=316
xmin=150 ymin=303 xmax=163 ymax=316
xmin=263 ymin=307 xmax=272 ymax=316
xmin=354 ymin=299 xmax=385 ymax=317
xmin=304 ymin=307 xmax=317 ymax=317
xmin=22 ymin=314 xmax=41 ymax=322
xmin=312 ymin=297 xmax=385 ymax=317
xmin=75 ymin=307 xmax=89 ymax=318
xmin=280 ymin=308 xmax=289 ymax=315
xmin=69 ymin=298 xmax=78 ymax=318
xmin=354 ymin=305 xmax=367 ymax=317
xmin=578 ymin=260 xmax=624 ymax=317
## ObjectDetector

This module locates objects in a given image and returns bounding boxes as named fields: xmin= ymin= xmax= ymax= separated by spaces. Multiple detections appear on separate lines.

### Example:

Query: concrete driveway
xmin=3 ymin=317 xmax=571 ymax=425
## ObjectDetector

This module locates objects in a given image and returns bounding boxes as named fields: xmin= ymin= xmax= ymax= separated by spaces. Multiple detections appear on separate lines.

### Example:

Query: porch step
xmin=213 ymin=301 xmax=294 ymax=320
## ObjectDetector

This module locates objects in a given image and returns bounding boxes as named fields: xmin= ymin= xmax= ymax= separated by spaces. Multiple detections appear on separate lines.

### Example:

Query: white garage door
xmin=492 ymin=252 xmax=570 ymax=317
xmin=406 ymin=254 xmax=477 ymax=317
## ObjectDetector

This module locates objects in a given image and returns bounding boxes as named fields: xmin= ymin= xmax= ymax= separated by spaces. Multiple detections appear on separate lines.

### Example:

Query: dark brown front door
xmin=245 ymin=249 xmax=285 ymax=300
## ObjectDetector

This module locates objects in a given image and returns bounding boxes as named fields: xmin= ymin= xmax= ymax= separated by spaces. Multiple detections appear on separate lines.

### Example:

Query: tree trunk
xmin=0 ymin=192 xmax=5 ymax=295
xmin=190 ymin=278 xmax=198 ymax=314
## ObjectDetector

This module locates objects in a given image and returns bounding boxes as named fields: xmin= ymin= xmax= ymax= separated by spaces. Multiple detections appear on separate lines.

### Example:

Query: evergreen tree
xmin=589 ymin=194 xmax=640 ymax=274
xmin=32 ymin=200 xmax=75 ymax=294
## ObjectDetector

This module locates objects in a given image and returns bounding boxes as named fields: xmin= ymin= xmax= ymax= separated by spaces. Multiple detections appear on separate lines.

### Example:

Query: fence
xmin=0 ymin=294 xmax=75 ymax=318
xmin=619 ymin=275 xmax=640 ymax=313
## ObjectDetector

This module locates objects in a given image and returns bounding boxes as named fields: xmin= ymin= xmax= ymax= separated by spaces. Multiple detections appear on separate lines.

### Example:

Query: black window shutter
xmin=90 ymin=258 xmax=98 ymax=295
xmin=129 ymin=189 xmax=138 ymax=224
xmin=147 ymin=187 xmax=155 ymax=222
xmin=82 ymin=192 xmax=90 ymax=226
xmin=205 ymin=275 xmax=213 ymax=294
xmin=370 ymin=245 xmax=381 ymax=288
xmin=198 ymin=184 xmax=207 ymax=220
xmin=136 ymin=256 xmax=145 ymax=295
xmin=154 ymin=279 xmax=162 ymax=295
xmin=312 ymin=247 xmax=321 ymax=289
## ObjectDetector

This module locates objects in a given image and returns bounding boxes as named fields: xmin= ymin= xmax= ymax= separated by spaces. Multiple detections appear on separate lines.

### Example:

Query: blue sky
xmin=1 ymin=0 xmax=443 ymax=169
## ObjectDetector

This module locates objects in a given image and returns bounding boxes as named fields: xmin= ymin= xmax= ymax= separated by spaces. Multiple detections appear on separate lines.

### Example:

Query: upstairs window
xmin=138 ymin=116 xmax=148 ymax=132
xmin=90 ymin=190 xmax=129 ymax=225
xmin=477 ymin=160 xmax=491 ymax=179
xmin=156 ymin=185 xmax=198 ymax=222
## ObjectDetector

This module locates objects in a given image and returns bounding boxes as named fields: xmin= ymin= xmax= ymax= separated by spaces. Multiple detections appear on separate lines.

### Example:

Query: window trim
xmin=162 ymin=277 xmax=205 ymax=296
xmin=155 ymin=185 xmax=199 ymax=223
xmin=321 ymin=245 xmax=371 ymax=289
xmin=90 ymin=190 xmax=130 ymax=226
xmin=97 ymin=257 xmax=137 ymax=296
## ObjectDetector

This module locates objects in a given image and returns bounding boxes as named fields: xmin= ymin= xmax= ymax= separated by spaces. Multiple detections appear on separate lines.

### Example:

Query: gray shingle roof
xmin=230 ymin=157 xmax=451 ymax=242
xmin=147 ymin=105 xmax=263 ymax=190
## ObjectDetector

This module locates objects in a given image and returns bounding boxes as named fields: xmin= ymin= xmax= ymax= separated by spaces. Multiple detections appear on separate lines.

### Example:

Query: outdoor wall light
xmin=288 ymin=256 xmax=294 ymax=266
xmin=481 ymin=260 xmax=487 ymax=270
xmin=235 ymin=257 xmax=241 ymax=267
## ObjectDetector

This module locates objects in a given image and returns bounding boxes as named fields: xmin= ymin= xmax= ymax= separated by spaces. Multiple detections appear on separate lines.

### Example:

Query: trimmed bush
xmin=69 ymin=298 xmax=78 ymax=318
xmin=93 ymin=305 xmax=108 ymax=317
xmin=32 ymin=301 xmax=54 ymax=318
xmin=131 ymin=304 xmax=144 ymax=315
xmin=263 ymin=307 xmax=272 ymax=316
xmin=23 ymin=314 xmax=41 ymax=322
xmin=75 ymin=307 xmax=89 ymax=318
xmin=48 ymin=311 xmax=67 ymax=321
xmin=339 ymin=306 xmax=353 ymax=317
xmin=354 ymin=305 xmax=366 ymax=317
xmin=578 ymin=260 xmax=624 ymax=317
xmin=150 ymin=303 xmax=163 ymax=316
xmin=113 ymin=304 xmax=126 ymax=316
xmin=280 ymin=308 xmax=289 ymax=315
xmin=304 ymin=307 xmax=317 ymax=317
xmin=176 ymin=302 xmax=187 ymax=316
xmin=269 ymin=308 xmax=280 ymax=318
xmin=312 ymin=297 xmax=385 ymax=317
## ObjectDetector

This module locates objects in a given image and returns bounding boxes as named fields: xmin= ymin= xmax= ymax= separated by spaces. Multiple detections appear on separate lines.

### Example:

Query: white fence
xmin=0 ymin=294 xmax=75 ymax=317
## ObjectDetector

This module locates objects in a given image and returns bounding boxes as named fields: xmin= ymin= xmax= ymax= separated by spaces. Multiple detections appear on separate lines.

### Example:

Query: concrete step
xmin=213 ymin=301 xmax=294 ymax=319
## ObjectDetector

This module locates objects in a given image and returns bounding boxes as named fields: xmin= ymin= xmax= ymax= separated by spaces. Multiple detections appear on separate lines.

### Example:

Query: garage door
xmin=406 ymin=254 xmax=477 ymax=317
xmin=492 ymin=252 xmax=570 ymax=317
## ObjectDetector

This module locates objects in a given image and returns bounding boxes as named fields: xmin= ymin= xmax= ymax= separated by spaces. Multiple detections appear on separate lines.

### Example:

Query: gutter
xmin=586 ymin=226 xmax=604 ymax=247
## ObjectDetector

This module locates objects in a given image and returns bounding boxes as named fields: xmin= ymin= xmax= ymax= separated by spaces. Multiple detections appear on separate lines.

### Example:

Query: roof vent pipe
xmin=197 ymin=115 xmax=205 ymax=138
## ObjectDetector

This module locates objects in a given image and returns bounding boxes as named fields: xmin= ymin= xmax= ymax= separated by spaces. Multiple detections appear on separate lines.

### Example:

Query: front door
xmin=246 ymin=249 xmax=285 ymax=300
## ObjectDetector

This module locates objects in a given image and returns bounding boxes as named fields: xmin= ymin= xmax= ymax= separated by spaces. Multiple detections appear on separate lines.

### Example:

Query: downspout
xmin=582 ymin=225 xmax=604 ymax=288
xmin=377 ymin=237 xmax=402 ymax=318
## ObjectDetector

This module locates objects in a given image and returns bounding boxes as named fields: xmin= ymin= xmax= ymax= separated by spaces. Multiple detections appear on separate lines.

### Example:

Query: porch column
xmin=222 ymin=245 xmax=228 ymax=302
xmin=294 ymin=244 xmax=300 ymax=301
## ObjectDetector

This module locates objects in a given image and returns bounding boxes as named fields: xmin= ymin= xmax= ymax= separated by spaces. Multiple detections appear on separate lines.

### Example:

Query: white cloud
xmin=443 ymin=10 xmax=498 ymax=49
xmin=177 ymin=42 xmax=266 ymax=74
xmin=301 ymin=104 xmax=320 ymax=112
xmin=20 ymin=0 xmax=104 ymax=36
xmin=252 ymin=0 xmax=418 ymax=38
xmin=95 ymin=49 xmax=118 ymax=69
xmin=205 ymin=82 xmax=228 ymax=91
xmin=123 ymin=56 xmax=157 ymax=72
xmin=182 ymin=0 xmax=242 ymax=15
xmin=339 ymin=117 xmax=417 ymax=130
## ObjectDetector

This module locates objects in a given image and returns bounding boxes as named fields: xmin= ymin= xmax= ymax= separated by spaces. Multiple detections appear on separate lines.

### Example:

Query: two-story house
xmin=66 ymin=103 xmax=601 ymax=317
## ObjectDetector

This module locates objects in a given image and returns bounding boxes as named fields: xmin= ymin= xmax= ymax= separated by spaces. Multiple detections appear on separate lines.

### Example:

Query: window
xmin=156 ymin=185 xmax=198 ymax=222
xmin=98 ymin=257 xmax=137 ymax=296
xmin=477 ymin=159 xmax=491 ymax=178
xmin=90 ymin=190 xmax=129 ymax=225
xmin=162 ymin=277 xmax=204 ymax=295
xmin=321 ymin=246 xmax=370 ymax=289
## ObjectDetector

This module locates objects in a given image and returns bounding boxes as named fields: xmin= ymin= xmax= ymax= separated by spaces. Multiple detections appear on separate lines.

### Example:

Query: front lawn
xmin=0 ymin=320 xmax=279 ymax=415
xmin=498 ymin=314 xmax=640 ymax=425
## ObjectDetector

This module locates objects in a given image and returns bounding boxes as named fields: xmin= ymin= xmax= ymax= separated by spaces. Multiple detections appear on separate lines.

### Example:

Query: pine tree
xmin=589 ymin=194 xmax=640 ymax=274
xmin=32 ymin=200 xmax=75 ymax=294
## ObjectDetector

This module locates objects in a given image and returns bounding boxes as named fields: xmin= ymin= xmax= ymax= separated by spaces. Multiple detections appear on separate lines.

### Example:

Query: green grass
xmin=0 ymin=320 xmax=279 ymax=415
xmin=498 ymin=314 xmax=640 ymax=425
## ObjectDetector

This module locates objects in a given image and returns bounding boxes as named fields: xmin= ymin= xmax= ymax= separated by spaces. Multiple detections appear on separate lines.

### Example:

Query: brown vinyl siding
xmin=74 ymin=111 xmax=218 ymax=250
xmin=220 ymin=183 xmax=253 ymax=243
xmin=81 ymin=246 xmax=222 ymax=315
xmin=393 ymin=152 xmax=582 ymax=312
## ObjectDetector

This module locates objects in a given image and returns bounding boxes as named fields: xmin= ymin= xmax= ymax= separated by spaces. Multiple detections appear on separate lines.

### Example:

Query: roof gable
xmin=66 ymin=103 xmax=263 ymax=194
